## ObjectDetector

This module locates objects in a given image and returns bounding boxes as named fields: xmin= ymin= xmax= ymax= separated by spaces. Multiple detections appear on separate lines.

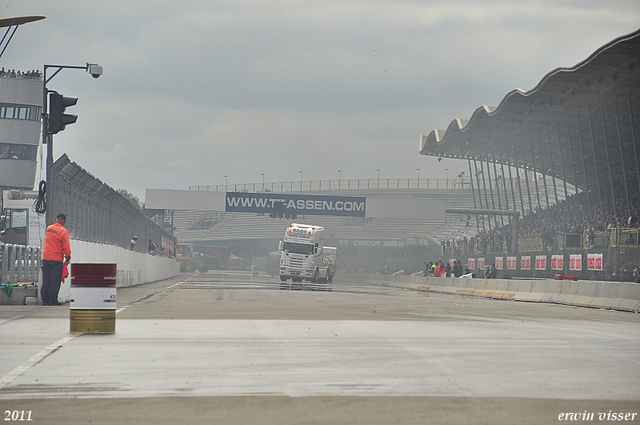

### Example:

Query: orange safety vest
xmin=42 ymin=222 xmax=71 ymax=262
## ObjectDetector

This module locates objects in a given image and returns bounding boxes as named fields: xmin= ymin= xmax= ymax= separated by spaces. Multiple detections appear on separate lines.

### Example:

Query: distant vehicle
xmin=278 ymin=223 xmax=336 ymax=284
xmin=176 ymin=243 xmax=221 ymax=272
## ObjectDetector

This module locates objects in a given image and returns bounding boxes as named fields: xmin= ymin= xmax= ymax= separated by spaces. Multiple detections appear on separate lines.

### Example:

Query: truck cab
xmin=279 ymin=223 xmax=335 ymax=284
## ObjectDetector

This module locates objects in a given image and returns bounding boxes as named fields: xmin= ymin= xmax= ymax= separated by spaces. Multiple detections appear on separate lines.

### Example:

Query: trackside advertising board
xmin=225 ymin=192 xmax=366 ymax=217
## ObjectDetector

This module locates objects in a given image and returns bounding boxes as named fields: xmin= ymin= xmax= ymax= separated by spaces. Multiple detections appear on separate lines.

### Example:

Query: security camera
xmin=87 ymin=64 xmax=103 ymax=79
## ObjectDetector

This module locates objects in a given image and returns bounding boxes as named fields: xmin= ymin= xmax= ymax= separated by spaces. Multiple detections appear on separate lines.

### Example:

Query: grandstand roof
xmin=419 ymin=29 xmax=640 ymax=192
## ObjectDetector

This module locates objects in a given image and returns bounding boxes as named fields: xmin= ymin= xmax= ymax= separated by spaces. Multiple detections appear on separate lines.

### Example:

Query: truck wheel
xmin=280 ymin=276 xmax=288 ymax=281
xmin=186 ymin=261 xmax=195 ymax=272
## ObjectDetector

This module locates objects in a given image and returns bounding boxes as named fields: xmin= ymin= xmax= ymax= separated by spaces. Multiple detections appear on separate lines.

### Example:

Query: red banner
xmin=569 ymin=254 xmax=582 ymax=271
xmin=520 ymin=256 xmax=531 ymax=270
xmin=467 ymin=258 xmax=476 ymax=270
xmin=477 ymin=258 xmax=485 ymax=271
xmin=535 ymin=255 xmax=547 ymax=270
xmin=495 ymin=257 xmax=504 ymax=270
xmin=587 ymin=253 xmax=603 ymax=271
xmin=551 ymin=255 xmax=564 ymax=271
xmin=506 ymin=256 xmax=517 ymax=270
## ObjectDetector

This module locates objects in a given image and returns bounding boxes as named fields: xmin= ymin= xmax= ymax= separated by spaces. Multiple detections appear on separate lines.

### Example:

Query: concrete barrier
xmin=572 ymin=281 xmax=599 ymax=308
xmin=611 ymin=283 xmax=640 ymax=312
xmin=54 ymin=240 xmax=180 ymax=303
xmin=555 ymin=280 xmax=580 ymax=306
xmin=593 ymin=282 xmax=618 ymax=310
xmin=339 ymin=272 xmax=640 ymax=313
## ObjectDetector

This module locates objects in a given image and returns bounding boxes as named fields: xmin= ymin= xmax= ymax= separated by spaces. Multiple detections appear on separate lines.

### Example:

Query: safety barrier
xmin=339 ymin=272 xmax=640 ymax=312
xmin=0 ymin=244 xmax=40 ymax=285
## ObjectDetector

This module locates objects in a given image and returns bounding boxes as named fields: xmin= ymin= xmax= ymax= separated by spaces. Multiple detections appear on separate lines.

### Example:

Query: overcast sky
xmin=4 ymin=0 xmax=639 ymax=200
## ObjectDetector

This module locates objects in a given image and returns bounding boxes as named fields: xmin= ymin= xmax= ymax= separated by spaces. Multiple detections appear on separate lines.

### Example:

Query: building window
xmin=0 ymin=103 xmax=42 ymax=121
xmin=0 ymin=143 xmax=38 ymax=160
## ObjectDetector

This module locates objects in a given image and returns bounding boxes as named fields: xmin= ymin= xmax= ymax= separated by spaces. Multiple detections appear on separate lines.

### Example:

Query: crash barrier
xmin=56 ymin=240 xmax=179 ymax=303
xmin=70 ymin=263 xmax=117 ymax=333
xmin=0 ymin=244 xmax=40 ymax=285
xmin=339 ymin=272 xmax=640 ymax=313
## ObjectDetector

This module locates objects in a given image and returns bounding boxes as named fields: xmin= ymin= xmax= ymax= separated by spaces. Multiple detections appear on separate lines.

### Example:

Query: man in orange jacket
xmin=41 ymin=213 xmax=71 ymax=306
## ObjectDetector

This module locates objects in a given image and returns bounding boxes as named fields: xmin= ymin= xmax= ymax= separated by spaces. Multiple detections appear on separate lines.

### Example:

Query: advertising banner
xmin=569 ymin=254 xmax=582 ymax=271
xmin=520 ymin=256 xmax=531 ymax=270
xmin=225 ymin=192 xmax=366 ymax=217
xmin=551 ymin=255 xmax=564 ymax=271
xmin=535 ymin=255 xmax=547 ymax=270
xmin=587 ymin=253 xmax=603 ymax=271
xmin=506 ymin=256 xmax=517 ymax=270
xmin=467 ymin=258 xmax=476 ymax=270
xmin=477 ymin=258 xmax=485 ymax=271
xmin=495 ymin=257 xmax=503 ymax=270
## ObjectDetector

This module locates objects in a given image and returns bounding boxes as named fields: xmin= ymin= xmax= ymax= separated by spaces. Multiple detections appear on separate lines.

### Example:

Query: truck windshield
xmin=283 ymin=242 xmax=314 ymax=255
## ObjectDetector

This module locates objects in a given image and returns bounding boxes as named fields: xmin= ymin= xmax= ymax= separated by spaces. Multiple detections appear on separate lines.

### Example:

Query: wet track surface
xmin=1 ymin=271 xmax=639 ymax=424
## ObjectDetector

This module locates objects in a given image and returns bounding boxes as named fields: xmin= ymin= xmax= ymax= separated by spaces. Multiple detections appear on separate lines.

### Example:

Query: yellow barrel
xmin=70 ymin=263 xmax=117 ymax=333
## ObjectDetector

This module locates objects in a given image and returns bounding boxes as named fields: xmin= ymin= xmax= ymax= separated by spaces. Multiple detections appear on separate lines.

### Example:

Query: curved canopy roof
xmin=420 ymin=29 xmax=640 ymax=193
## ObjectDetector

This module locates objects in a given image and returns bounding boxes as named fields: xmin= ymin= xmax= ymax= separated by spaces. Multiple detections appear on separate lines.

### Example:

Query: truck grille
xmin=287 ymin=257 xmax=304 ymax=268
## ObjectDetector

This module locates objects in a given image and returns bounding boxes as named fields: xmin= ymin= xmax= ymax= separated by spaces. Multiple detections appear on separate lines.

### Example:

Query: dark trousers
xmin=41 ymin=260 xmax=63 ymax=304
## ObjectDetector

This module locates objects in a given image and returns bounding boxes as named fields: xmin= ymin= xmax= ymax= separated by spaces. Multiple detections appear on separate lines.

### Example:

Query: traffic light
xmin=48 ymin=92 xmax=78 ymax=134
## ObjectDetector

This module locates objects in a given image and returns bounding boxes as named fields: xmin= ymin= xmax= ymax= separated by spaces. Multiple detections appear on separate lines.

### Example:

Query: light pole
xmin=299 ymin=170 xmax=303 ymax=190
xmin=224 ymin=174 xmax=227 ymax=186
xmin=43 ymin=62 xmax=102 ymax=226
xmin=261 ymin=172 xmax=265 ymax=192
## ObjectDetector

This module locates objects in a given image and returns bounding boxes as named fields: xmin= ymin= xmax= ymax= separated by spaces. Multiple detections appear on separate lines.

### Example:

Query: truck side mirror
xmin=278 ymin=241 xmax=283 ymax=251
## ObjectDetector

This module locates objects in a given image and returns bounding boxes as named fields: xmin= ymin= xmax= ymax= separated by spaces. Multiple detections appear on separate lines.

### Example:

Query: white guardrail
xmin=0 ymin=244 xmax=41 ymax=285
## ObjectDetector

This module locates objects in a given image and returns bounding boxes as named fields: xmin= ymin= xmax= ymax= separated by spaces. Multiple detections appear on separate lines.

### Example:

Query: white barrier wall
xmin=56 ymin=240 xmax=180 ymax=303
xmin=339 ymin=272 xmax=640 ymax=313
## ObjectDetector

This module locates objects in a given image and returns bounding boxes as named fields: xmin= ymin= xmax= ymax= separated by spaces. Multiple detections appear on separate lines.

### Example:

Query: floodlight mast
xmin=42 ymin=63 xmax=102 ymax=226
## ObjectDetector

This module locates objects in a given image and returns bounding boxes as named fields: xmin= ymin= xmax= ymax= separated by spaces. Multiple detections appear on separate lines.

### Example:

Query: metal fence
xmin=50 ymin=154 xmax=175 ymax=253
xmin=0 ymin=243 xmax=40 ymax=284
xmin=189 ymin=177 xmax=484 ymax=193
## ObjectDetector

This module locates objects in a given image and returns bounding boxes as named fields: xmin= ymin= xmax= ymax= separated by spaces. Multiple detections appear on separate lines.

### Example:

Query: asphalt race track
xmin=1 ymin=271 xmax=639 ymax=424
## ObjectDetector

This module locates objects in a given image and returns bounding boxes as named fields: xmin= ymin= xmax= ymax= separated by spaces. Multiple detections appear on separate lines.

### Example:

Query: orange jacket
xmin=42 ymin=222 xmax=71 ymax=262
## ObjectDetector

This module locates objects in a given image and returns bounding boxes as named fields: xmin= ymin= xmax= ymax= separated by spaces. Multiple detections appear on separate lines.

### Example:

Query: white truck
xmin=279 ymin=223 xmax=336 ymax=284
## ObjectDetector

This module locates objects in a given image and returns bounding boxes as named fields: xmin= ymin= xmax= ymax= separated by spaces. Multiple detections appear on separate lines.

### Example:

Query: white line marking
xmin=0 ymin=334 xmax=80 ymax=389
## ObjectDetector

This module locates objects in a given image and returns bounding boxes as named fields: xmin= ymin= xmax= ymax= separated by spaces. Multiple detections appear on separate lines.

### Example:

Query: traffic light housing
xmin=48 ymin=92 xmax=78 ymax=134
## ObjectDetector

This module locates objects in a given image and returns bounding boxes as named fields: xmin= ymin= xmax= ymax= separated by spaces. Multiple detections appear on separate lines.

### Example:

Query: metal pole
xmin=546 ymin=123 xmax=560 ymax=218
xmin=554 ymin=122 xmax=570 ymax=220
xmin=614 ymin=103 xmax=631 ymax=214
xmin=516 ymin=141 xmax=533 ymax=219
xmin=566 ymin=122 xmax=581 ymax=220
xmin=498 ymin=149 xmax=510 ymax=211
xmin=485 ymin=152 xmax=497 ymax=211
xmin=468 ymin=159 xmax=480 ymax=232
xmin=491 ymin=151 xmax=504 ymax=227
xmin=508 ymin=142 xmax=525 ymax=224
xmin=528 ymin=138 xmax=543 ymax=225
xmin=588 ymin=105 xmax=604 ymax=216
xmin=479 ymin=160 xmax=491 ymax=230
xmin=628 ymin=95 xmax=640 ymax=192
xmin=577 ymin=114 xmax=592 ymax=217
xmin=474 ymin=159 xmax=486 ymax=230
xmin=537 ymin=128 xmax=552 ymax=220
xmin=42 ymin=69 xmax=52 ymax=226
xmin=600 ymin=105 xmax=617 ymax=219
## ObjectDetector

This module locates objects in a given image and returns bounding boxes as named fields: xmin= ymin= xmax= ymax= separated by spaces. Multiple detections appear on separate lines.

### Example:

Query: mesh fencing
xmin=50 ymin=154 xmax=175 ymax=253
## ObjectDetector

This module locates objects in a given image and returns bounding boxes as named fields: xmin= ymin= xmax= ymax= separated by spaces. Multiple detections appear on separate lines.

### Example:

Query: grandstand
xmin=166 ymin=30 xmax=637 ymax=278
